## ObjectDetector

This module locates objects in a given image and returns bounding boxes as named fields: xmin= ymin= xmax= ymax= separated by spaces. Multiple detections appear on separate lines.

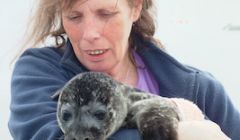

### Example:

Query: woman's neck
xmin=106 ymin=56 xmax=138 ymax=87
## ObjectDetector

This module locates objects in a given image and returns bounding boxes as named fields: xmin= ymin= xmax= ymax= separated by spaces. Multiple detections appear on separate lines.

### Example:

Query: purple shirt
xmin=133 ymin=51 xmax=160 ymax=95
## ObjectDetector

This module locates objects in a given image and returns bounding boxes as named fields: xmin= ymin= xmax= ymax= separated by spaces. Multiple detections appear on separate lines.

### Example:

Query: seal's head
xmin=56 ymin=72 xmax=128 ymax=140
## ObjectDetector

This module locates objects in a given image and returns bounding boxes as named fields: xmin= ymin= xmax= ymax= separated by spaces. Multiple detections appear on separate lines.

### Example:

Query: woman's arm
xmin=195 ymin=72 xmax=240 ymax=140
xmin=178 ymin=121 xmax=231 ymax=140
xmin=9 ymin=48 xmax=68 ymax=140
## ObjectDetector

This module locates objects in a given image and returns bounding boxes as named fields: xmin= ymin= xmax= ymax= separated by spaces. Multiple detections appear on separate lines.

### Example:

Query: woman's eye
xmin=99 ymin=11 xmax=117 ymax=18
xmin=69 ymin=16 xmax=80 ymax=20
xmin=67 ymin=15 xmax=82 ymax=21
xmin=94 ymin=110 xmax=106 ymax=120
xmin=62 ymin=110 xmax=72 ymax=122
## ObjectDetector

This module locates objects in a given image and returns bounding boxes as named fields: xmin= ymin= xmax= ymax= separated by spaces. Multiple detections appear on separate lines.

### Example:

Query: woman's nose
xmin=82 ymin=18 xmax=102 ymax=43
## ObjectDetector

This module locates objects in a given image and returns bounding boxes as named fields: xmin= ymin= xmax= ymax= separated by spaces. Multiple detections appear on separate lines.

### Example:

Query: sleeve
xmin=109 ymin=129 xmax=141 ymax=140
xmin=195 ymin=72 xmax=240 ymax=140
xmin=8 ymin=49 xmax=68 ymax=140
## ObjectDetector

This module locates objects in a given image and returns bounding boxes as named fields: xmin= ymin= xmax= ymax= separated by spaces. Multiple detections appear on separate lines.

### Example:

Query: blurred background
xmin=1 ymin=0 xmax=239 ymax=139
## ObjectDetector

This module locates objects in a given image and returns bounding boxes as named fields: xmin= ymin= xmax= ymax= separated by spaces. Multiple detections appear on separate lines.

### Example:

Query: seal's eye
xmin=62 ymin=110 xmax=72 ymax=122
xmin=94 ymin=110 xmax=106 ymax=120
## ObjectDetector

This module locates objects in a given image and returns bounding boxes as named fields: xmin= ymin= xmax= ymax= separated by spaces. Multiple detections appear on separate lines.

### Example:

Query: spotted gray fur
xmin=54 ymin=72 xmax=181 ymax=140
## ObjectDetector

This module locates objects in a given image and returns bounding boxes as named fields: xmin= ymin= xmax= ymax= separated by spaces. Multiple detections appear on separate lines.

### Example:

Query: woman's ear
xmin=131 ymin=0 xmax=143 ymax=22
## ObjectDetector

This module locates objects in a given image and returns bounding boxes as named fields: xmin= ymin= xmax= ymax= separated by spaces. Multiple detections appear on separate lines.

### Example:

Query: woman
xmin=9 ymin=0 xmax=239 ymax=139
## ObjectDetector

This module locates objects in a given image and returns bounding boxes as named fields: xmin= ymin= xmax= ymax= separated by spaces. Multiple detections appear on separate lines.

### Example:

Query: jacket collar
xmin=60 ymin=40 xmax=88 ymax=74
xmin=60 ymin=38 xmax=196 ymax=98
xmin=135 ymin=38 xmax=196 ymax=98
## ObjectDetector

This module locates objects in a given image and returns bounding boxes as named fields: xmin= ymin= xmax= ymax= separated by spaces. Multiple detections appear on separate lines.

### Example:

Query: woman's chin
xmin=86 ymin=64 xmax=112 ymax=73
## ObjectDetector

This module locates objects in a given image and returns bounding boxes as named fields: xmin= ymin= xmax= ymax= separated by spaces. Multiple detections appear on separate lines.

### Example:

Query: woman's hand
xmin=178 ymin=120 xmax=231 ymax=140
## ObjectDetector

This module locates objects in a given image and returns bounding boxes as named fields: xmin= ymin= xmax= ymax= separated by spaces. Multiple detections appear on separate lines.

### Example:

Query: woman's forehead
xmin=62 ymin=0 xmax=123 ymax=11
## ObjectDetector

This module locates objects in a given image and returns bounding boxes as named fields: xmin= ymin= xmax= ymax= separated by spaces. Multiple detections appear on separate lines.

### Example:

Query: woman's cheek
xmin=104 ymin=18 xmax=125 ymax=38
xmin=63 ymin=21 xmax=83 ymax=42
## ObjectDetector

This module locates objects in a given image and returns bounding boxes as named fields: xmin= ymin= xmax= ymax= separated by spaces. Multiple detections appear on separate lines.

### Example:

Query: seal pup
xmin=53 ymin=72 xmax=202 ymax=140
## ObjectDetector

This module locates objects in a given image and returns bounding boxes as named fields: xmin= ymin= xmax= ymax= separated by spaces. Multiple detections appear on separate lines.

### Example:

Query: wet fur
xmin=55 ymin=72 xmax=181 ymax=140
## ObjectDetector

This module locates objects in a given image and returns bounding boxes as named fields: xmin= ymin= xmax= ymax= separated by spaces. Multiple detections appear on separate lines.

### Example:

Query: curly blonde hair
xmin=23 ymin=0 xmax=160 ymax=48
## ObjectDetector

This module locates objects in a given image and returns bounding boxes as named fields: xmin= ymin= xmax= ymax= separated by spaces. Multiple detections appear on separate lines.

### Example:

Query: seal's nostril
xmin=84 ymin=138 xmax=89 ymax=140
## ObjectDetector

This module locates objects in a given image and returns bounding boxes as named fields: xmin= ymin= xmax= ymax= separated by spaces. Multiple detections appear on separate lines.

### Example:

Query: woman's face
xmin=62 ymin=0 xmax=141 ymax=73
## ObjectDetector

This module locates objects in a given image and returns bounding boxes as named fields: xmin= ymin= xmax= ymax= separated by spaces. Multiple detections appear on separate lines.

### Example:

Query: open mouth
xmin=86 ymin=49 xmax=109 ymax=55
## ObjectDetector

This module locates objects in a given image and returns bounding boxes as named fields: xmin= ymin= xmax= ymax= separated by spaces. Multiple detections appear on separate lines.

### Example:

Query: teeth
xmin=88 ymin=50 xmax=106 ymax=55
